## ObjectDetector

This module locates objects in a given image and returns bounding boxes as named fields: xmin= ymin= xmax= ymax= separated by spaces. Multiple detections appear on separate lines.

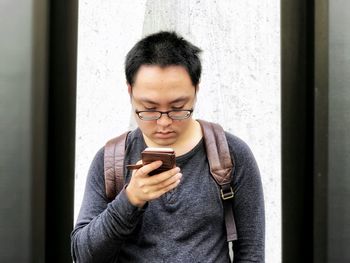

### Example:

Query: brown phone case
xmin=141 ymin=148 xmax=176 ymax=175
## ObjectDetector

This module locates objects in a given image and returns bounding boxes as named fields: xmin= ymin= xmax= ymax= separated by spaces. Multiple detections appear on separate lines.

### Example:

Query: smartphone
xmin=141 ymin=147 xmax=176 ymax=175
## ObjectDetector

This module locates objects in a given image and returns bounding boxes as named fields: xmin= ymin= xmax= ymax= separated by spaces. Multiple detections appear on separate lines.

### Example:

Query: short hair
xmin=125 ymin=31 xmax=202 ymax=86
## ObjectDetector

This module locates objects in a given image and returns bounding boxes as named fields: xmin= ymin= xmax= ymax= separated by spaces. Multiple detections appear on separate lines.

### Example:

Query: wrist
xmin=125 ymin=185 xmax=146 ymax=208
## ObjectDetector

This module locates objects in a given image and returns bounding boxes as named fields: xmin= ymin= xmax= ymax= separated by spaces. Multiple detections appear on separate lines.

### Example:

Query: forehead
xmin=131 ymin=65 xmax=196 ymax=105
xmin=133 ymin=65 xmax=193 ymax=88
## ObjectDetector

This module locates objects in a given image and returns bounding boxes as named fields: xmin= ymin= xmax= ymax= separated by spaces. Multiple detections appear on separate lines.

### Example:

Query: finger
xmin=136 ymin=160 xmax=163 ymax=177
xmin=138 ymin=172 xmax=181 ymax=197
xmin=130 ymin=160 xmax=143 ymax=176
xmin=148 ymin=178 xmax=181 ymax=200
xmin=147 ymin=166 xmax=181 ymax=185
xmin=150 ymin=173 xmax=182 ymax=192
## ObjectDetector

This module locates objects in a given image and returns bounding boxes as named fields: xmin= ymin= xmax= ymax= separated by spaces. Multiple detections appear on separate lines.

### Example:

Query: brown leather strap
xmin=197 ymin=119 xmax=234 ymax=185
xmin=224 ymin=199 xmax=238 ymax=241
xmin=197 ymin=119 xmax=237 ymax=241
xmin=104 ymin=131 xmax=129 ymax=200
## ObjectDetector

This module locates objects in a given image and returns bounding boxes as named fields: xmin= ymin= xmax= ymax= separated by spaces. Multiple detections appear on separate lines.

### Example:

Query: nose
xmin=157 ymin=113 xmax=173 ymax=127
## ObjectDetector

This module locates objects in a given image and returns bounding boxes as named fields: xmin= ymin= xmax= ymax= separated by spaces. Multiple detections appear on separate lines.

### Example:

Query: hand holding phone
xmin=127 ymin=147 xmax=176 ymax=175
xmin=141 ymin=147 xmax=176 ymax=175
xmin=125 ymin=147 xmax=180 ymax=207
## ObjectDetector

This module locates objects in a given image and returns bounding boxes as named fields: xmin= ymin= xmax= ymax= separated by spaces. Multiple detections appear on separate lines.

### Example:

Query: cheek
xmin=172 ymin=119 xmax=191 ymax=129
xmin=135 ymin=118 xmax=154 ymax=132
xmin=135 ymin=118 xmax=191 ymax=133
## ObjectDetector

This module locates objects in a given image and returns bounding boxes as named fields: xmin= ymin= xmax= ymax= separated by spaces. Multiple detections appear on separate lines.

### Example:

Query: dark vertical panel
xmin=328 ymin=0 xmax=350 ymax=261
xmin=0 ymin=0 xmax=33 ymax=262
xmin=45 ymin=0 xmax=78 ymax=262
xmin=314 ymin=0 xmax=328 ymax=262
xmin=281 ymin=0 xmax=315 ymax=262
xmin=0 ymin=0 xmax=77 ymax=261
xmin=31 ymin=0 xmax=49 ymax=262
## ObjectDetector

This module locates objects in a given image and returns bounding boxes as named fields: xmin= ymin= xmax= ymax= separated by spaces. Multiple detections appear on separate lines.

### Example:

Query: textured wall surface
xmin=75 ymin=1 xmax=280 ymax=262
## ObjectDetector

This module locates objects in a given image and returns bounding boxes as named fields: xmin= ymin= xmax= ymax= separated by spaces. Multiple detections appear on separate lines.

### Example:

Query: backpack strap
xmin=197 ymin=119 xmax=237 ymax=241
xmin=104 ymin=131 xmax=130 ymax=201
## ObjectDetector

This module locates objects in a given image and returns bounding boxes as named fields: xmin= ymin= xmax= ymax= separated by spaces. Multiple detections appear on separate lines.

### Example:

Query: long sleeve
xmin=227 ymin=133 xmax=265 ymax=262
xmin=71 ymin=148 xmax=146 ymax=263
xmin=72 ymin=130 xmax=265 ymax=263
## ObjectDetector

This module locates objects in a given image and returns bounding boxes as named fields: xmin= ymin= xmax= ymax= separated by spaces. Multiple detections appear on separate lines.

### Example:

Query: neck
xmin=173 ymin=119 xmax=203 ymax=156
xmin=143 ymin=119 xmax=203 ymax=157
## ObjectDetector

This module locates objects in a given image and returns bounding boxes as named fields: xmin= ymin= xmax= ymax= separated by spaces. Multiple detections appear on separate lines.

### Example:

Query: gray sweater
xmin=71 ymin=128 xmax=265 ymax=262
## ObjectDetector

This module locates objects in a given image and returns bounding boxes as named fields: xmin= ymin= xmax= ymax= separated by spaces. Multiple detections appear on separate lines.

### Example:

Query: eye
xmin=172 ymin=105 xmax=184 ymax=110
xmin=144 ymin=106 xmax=156 ymax=111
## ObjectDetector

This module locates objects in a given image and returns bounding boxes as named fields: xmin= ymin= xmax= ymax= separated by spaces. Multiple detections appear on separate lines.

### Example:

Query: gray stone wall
xmin=75 ymin=1 xmax=280 ymax=262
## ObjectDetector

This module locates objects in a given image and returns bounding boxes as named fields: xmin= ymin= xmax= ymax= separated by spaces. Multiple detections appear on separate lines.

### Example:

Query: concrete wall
xmin=75 ymin=1 xmax=280 ymax=262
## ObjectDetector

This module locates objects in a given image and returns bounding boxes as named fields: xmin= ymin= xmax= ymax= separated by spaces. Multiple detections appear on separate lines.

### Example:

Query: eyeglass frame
xmin=135 ymin=108 xmax=194 ymax=121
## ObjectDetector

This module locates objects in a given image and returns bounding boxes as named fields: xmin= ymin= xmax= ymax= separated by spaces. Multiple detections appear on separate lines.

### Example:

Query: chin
xmin=151 ymin=137 xmax=177 ymax=147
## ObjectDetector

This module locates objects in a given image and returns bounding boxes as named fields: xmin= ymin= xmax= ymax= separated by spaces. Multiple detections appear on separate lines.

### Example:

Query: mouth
xmin=154 ymin=131 xmax=176 ymax=139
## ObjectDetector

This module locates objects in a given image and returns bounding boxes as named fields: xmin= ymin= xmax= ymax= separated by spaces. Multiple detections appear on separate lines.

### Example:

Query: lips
xmin=154 ymin=131 xmax=175 ymax=139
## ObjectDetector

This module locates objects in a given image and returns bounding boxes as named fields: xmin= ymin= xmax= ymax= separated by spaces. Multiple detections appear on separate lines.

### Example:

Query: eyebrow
xmin=137 ymin=96 xmax=190 ymax=105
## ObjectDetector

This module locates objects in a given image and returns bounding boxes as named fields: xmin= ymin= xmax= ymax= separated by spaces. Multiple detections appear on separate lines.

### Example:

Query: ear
xmin=127 ymin=82 xmax=132 ymax=96
xmin=195 ymin=84 xmax=199 ymax=94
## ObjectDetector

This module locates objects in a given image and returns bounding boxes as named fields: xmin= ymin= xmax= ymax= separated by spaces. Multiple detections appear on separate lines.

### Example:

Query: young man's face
xmin=129 ymin=65 xmax=198 ymax=147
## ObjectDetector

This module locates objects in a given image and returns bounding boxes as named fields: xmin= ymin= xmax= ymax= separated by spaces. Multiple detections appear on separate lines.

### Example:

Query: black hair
xmin=125 ymin=31 xmax=202 ymax=86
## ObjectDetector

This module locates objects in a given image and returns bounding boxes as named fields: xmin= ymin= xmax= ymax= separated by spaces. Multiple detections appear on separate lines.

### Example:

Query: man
xmin=71 ymin=31 xmax=265 ymax=262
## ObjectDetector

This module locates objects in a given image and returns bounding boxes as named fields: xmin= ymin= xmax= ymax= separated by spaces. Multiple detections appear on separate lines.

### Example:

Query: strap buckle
xmin=221 ymin=187 xmax=234 ymax=200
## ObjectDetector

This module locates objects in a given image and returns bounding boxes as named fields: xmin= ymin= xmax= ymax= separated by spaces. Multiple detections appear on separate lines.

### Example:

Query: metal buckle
xmin=221 ymin=187 xmax=234 ymax=200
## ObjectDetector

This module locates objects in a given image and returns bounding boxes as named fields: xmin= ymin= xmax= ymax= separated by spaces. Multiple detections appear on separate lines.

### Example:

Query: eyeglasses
xmin=135 ymin=109 xmax=194 ymax=121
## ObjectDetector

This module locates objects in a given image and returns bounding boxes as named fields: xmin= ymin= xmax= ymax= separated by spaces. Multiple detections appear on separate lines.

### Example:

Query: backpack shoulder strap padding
xmin=104 ymin=131 xmax=130 ymax=201
xmin=197 ymin=119 xmax=237 ymax=241
xmin=197 ymin=119 xmax=234 ymax=186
